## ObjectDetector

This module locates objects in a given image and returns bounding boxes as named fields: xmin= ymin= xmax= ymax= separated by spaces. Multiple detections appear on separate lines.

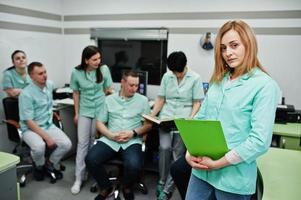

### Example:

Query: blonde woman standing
xmin=185 ymin=20 xmax=280 ymax=200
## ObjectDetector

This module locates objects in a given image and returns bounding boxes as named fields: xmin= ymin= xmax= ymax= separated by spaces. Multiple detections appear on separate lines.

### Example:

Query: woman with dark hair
xmin=185 ymin=20 xmax=280 ymax=200
xmin=151 ymin=51 xmax=204 ymax=200
xmin=2 ymin=50 xmax=31 ymax=97
xmin=70 ymin=45 xmax=113 ymax=194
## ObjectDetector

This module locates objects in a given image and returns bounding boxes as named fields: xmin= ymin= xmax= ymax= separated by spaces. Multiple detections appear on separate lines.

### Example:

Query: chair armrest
xmin=53 ymin=111 xmax=64 ymax=130
xmin=3 ymin=119 xmax=20 ymax=129
xmin=53 ymin=111 xmax=61 ymax=121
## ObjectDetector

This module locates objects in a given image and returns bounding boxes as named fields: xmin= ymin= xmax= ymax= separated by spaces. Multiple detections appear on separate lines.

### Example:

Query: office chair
xmin=90 ymin=136 xmax=148 ymax=200
xmin=2 ymin=97 xmax=30 ymax=187
xmin=2 ymin=97 xmax=65 ymax=186
xmin=251 ymin=168 xmax=264 ymax=200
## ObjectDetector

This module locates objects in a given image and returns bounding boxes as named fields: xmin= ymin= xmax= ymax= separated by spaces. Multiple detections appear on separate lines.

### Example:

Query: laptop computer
xmin=175 ymin=119 xmax=229 ymax=160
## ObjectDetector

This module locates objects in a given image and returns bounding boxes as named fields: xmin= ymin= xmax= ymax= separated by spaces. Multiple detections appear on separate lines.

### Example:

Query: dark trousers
xmin=170 ymin=155 xmax=191 ymax=200
xmin=85 ymin=141 xmax=143 ymax=190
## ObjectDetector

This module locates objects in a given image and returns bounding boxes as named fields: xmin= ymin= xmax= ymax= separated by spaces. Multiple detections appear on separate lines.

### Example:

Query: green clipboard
xmin=175 ymin=119 xmax=229 ymax=160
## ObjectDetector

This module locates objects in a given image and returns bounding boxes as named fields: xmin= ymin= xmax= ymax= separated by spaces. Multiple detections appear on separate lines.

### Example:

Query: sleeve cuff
xmin=225 ymin=149 xmax=242 ymax=165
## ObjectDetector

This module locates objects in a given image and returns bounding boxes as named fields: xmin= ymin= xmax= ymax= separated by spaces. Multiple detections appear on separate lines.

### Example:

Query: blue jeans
xmin=186 ymin=174 xmax=252 ymax=200
xmin=85 ymin=141 xmax=143 ymax=190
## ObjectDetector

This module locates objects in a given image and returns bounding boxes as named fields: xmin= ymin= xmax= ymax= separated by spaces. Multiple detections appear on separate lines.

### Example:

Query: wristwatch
xmin=132 ymin=129 xmax=139 ymax=137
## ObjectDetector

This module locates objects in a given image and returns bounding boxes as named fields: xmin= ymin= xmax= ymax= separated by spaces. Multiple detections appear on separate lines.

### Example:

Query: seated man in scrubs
xmin=19 ymin=61 xmax=72 ymax=181
xmin=85 ymin=70 xmax=152 ymax=200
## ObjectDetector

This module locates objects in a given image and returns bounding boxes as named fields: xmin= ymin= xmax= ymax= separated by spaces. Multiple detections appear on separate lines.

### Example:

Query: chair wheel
xmin=60 ymin=164 xmax=66 ymax=171
xmin=50 ymin=178 xmax=56 ymax=184
xmin=141 ymin=187 xmax=148 ymax=194
xmin=90 ymin=185 xmax=98 ymax=193
xmin=137 ymin=182 xmax=148 ymax=194
xmin=19 ymin=174 xmax=27 ymax=187
xmin=19 ymin=180 xmax=26 ymax=187
xmin=48 ymin=172 xmax=57 ymax=184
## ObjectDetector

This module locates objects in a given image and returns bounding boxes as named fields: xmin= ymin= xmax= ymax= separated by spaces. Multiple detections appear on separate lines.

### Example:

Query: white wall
xmin=61 ymin=0 xmax=301 ymax=14
xmin=0 ymin=0 xmax=300 ymax=104
xmin=0 ymin=0 xmax=62 ymax=13
xmin=61 ymin=0 xmax=301 ymax=108
xmin=62 ymin=35 xmax=96 ymax=82
xmin=258 ymin=35 xmax=301 ymax=105
xmin=0 ymin=0 xmax=64 ymax=87
xmin=0 ymin=30 xmax=65 ymax=86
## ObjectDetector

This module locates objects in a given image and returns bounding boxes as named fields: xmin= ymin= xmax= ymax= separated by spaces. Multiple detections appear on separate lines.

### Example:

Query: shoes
xmin=106 ymin=185 xmax=116 ymax=197
xmin=54 ymin=169 xmax=63 ymax=179
xmin=33 ymin=165 xmax=44 ymax=181
xmin=156 ymin=183 xmax=164 ymax=197
xmin=123 ymin=188 xmax=134 ymax=200
xmin=94 ymin=186 xmax=116 ymax=200
xmin=44 ymin=161 xmax=63 ymax=180
xmin=71 ymin=180 xmax=82 ymax=195
xmin=157 ymin=192 xmax=172 ymax=200
xmin=94 ymin=194 xmax=106 ymax=200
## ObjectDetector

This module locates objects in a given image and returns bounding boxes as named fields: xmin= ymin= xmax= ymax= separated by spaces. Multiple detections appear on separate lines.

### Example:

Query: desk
xmin=0 ymin=152 xmax=20 ymax=200
xmin=273 ymin=123 xmax=301 ymax=150
xmin=54 ymin=99 xmax=77 ymax=158
xmin=257 ymin=148 xmax=301 ymax=200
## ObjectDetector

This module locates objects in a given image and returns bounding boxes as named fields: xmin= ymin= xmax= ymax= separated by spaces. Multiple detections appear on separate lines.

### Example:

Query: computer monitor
xmin=98 ymin=39 xmax=167 ymax=85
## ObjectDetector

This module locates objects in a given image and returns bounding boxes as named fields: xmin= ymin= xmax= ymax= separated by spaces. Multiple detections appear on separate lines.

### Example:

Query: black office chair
xmin=2 ymin=97 xmax=65 ymax=186
xmin=251 ymin=168 xmax=264 ymax=200
xmin=90 ymin=137 xmax=148 ymax=200
xmin=90 ymin=156 xmax=148 ymax=200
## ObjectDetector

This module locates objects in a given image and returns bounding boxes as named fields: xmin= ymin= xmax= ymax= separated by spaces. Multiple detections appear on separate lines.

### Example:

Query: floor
xmin=19 ymin=157 xmax=182 ymax=200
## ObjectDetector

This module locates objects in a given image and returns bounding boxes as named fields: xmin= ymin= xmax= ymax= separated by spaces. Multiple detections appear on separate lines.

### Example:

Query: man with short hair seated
xmin=85 ymin=70 xmax=152 ymax=200
xmin=19 ymin=61 xmax=72 ymax=181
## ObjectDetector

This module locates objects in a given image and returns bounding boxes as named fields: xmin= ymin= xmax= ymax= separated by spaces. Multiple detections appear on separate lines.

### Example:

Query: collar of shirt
xmin=31 ymin=82 xmax=49 ymax=93
xmin=170 ymin=67 xmax=193 ymax=78
xmin=118 ymin=91 xmax=136 ymax=102
xmin=85 ymin=69 xmax=97 ymax=82
xmin=169 ymin=68 xmax=194 ymax=87
xmin=223 ymin=67 xmax=258 ymax=90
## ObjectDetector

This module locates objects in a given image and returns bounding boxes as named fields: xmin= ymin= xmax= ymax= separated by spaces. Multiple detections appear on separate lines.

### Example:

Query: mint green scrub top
xmin=193 ymin=68 xmax=281 ymax=194
xmin=19 ymin=81 xmax=54 ymax=132
xmin=70 ymin=64 xmax=113 ymax=118
xmin=158 ymin=68 xmax=204 ymax=119
xmin=97 ymin=92 xmax=150 ymax=151
xmin=2 ymin=67 xmax=31 ymax=90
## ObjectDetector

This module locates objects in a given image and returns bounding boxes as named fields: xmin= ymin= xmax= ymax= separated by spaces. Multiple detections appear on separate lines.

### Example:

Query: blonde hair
xmin=210 ymin=20 xmax=267 ymax=83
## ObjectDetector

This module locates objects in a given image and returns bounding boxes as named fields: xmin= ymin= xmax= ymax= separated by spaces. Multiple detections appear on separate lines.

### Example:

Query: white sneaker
xmin=71 ymin=180 xmax=82 ymax=195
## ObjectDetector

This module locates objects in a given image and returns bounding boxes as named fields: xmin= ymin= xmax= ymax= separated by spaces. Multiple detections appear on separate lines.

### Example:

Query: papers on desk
xmin=55 ymin=87 xmax=73 ymax=93
xmin=277 ymin=104 xmax=288 ymax=109
xmin=54 ymin=98 xmax=74 ymax=105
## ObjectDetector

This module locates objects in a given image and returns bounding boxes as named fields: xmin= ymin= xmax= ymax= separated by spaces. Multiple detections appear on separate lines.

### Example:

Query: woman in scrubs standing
xmin=185 ymin=20 xmax=280 ymax=200
xmin=151 ymin=51 xmax=204 ymax=200
xmin=70 ymin=45 xmax=113 ymax=194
